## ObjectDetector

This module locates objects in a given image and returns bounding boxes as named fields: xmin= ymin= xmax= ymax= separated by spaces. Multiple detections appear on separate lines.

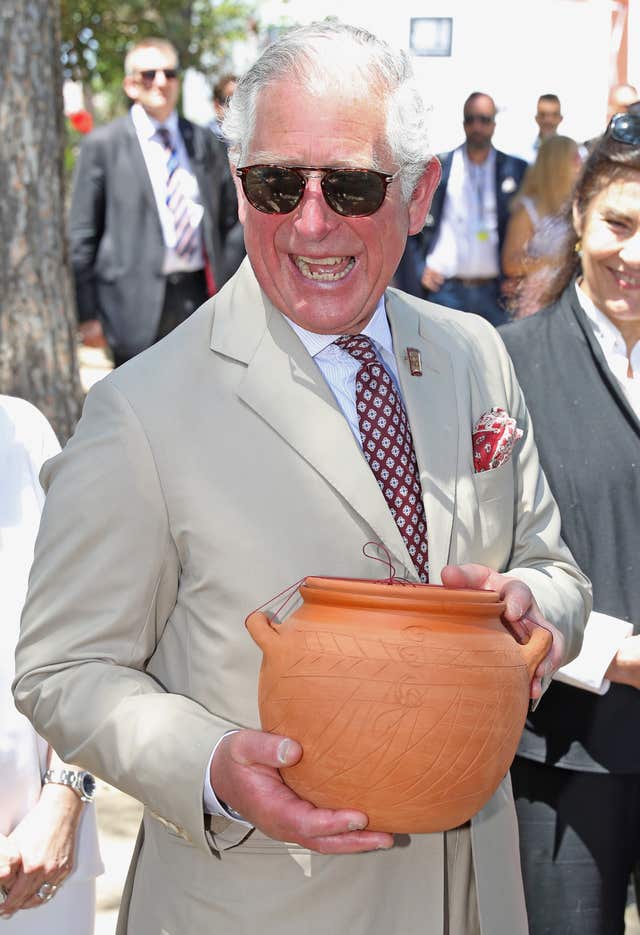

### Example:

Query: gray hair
xmin=223 ymin=20 xmax=432 ymax=201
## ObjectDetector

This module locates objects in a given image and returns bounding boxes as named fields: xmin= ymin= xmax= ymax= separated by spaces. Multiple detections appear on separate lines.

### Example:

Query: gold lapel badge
xmin=406 ymin=347 xmax=423 ymax=376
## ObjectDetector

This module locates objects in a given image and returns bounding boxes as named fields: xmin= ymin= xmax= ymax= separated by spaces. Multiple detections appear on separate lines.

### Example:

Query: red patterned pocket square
xmin=472 ymin=407 xmax=523 ymax=473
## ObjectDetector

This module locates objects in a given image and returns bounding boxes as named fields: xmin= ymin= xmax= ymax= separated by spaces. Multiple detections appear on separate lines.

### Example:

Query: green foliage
xmin=60 ymin=0 xmax=253 ymax=111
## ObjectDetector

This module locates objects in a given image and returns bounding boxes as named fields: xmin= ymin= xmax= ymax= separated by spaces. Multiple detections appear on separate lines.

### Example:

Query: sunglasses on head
xmin=236 ymin=165 xmax=400 ymax=217
xmin=607 ymin=112 xmax=640 ymax=145
xmin=463 ymin=114 xmax=494 ymax=126
xmin=136 ymin=68 xmax=179 ymax=83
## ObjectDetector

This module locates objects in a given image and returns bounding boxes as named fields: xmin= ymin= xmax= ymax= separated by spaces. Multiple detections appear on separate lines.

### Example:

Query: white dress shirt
xmin=0 ymin=396 xmax=103 ymax=879
xmin=427 ymin=145 xmax=500 ymax=279
xmin=130 ymin=103 xmax=204 ymax=275
xmin=203 ymin=298 xmax=397 ymax=820
xmin=552 ymin=282 xmax=638 ymax=695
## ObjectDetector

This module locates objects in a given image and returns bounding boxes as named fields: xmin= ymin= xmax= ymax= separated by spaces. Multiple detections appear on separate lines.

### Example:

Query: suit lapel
xmin=386 ymin=290 xmax=458 ymax=581
xmin=210 ymin=263 xmax=422 ymax=578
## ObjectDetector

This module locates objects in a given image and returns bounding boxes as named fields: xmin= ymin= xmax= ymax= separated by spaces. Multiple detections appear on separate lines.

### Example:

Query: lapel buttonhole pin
xmin=406 ymin=347 xmax=422 ymax=376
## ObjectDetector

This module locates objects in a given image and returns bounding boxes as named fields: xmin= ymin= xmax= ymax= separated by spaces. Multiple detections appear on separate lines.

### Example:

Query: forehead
xmin=464 ymin=96 xmax=495 ymax=117
xmin=248 ymin=80 xmax=390 ymax=167
xmin=588 ymin=174 xmax=640 ymax=214
xmin=537 ymin=101 xmax=560 ymax=115
xmin=130 ymin=45 xmax=177 ymax=70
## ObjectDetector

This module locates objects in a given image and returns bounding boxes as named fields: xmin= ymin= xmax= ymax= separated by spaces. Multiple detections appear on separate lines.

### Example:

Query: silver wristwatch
xmin=43 ymin=768 xmax=96 ymax=803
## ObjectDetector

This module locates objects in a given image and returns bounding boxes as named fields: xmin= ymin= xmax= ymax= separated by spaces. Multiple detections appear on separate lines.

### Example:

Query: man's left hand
xmin=441 ymin=563 xmax=564 ymax=700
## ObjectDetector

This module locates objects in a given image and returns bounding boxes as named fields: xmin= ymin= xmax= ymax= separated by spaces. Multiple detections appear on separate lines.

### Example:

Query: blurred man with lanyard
xmin=399 ymin=92 xmax=527 ymax=326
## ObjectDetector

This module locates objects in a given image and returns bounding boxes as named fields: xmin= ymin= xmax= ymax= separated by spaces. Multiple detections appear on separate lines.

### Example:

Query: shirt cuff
xmin=203 ymin=731 xmax=254 ymax=827
xmin=553 ymin=610 xmax=633 ymax=695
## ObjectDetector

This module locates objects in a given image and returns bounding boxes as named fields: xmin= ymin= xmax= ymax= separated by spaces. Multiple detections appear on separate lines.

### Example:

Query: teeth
xmin=617 ymin=274 xmax=640 ymax=287
xmin=294 ymin=256 xmax=355 ymax=281
xmin=297 ymin=255 xmax=343 ymax=265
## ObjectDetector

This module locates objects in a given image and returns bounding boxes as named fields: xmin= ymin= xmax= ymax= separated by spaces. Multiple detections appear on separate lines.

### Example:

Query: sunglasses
xmin=136 ymin=68 xmax=179 ymax=84
xmin=236 ymin=165 xmax=400 ymax=217
xmin=607 ymin=112 xmax=640 ymax=145
xmin=463 ymin=114 xmax=494 ymax=126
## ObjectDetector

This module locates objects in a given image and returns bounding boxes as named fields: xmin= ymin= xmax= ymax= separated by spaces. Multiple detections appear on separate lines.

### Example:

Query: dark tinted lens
xmin=610 ymin=113 xmax=640 ymax=144
xmin=140 ymin=68 xmax=178 ymax=82
xmin=243 ymin=166 xmax=305 ymax=214
xmin=464 ymin=114 xmax=493 ymax=125
xmin=322 ymin=169 xmax=386 ymax=217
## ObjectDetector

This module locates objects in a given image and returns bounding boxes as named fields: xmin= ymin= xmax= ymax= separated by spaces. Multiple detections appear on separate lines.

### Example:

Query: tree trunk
xmin=0 ymin=0 xmax=84 ymax=444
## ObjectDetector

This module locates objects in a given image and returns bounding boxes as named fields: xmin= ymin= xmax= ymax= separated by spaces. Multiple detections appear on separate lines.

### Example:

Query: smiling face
xmin=234 ymin=80 xmax=439 ymax=335
xmin=574 ymin=171 xmax=640 ymax=347
xmin=535 ymin=99 xmax=562 ymax=138
xmin=123 ymin=44 xmax=180 ymax=124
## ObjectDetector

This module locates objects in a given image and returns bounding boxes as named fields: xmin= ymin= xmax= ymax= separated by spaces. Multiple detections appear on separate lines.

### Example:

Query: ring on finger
xmin=36 ymin=882 xmax=58 ymax=902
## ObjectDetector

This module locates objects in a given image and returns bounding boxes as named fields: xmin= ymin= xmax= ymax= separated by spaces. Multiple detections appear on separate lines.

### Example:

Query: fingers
xmin=211 ymin=729 xmax=394 ymax=853
xmin=442 ymin=564 xmax=563 ymax=701
xmin=0 ymin=861 xmax=68 ymax=915
xmin=0 ymin=836 xmax=21 ymax=891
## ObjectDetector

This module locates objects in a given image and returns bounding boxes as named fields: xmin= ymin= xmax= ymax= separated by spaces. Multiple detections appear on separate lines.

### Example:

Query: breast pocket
xmin=472 ymin=460 xmax=515 ymax=561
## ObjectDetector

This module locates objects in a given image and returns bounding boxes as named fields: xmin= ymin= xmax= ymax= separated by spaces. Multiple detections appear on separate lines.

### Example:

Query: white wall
xmin=185 ymin=0 xmax=618 ymax=155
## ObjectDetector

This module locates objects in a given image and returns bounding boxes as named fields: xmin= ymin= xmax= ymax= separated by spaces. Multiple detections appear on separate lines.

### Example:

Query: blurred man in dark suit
xmin=70 ymin=37 xmax=239 ymax=366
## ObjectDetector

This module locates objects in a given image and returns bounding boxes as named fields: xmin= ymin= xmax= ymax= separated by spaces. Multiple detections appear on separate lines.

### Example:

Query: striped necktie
xmin=336 ymin=334 xmax=429 ymax=582
xmin=157 ymin=127 xmax=200 ymax=259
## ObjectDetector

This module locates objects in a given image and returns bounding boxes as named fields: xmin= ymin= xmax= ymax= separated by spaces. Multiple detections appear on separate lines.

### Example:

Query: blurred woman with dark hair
xmin=500 ymin=114 xmax=640 ymax=934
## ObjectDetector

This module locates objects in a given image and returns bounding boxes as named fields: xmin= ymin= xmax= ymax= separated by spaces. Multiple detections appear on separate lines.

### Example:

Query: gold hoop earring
xmin=574 ymin=239 xmax=582 ymax=257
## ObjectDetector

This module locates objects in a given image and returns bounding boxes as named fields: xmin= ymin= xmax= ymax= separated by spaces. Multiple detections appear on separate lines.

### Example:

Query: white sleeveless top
xmin=0 ymin=396 xmax=103 ymax=881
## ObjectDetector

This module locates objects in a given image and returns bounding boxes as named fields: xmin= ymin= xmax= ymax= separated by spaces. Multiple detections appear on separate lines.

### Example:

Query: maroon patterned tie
xmin=336 ymin=334 xmax=429 ymax=582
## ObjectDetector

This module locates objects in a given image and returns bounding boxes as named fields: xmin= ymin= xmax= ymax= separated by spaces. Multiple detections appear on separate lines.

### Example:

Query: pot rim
xmin=302 ymin=576 xmax=500 ymax=603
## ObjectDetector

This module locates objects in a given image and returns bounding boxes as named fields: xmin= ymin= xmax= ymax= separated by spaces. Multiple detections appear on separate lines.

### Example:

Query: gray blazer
xmin=501 ymin=284 xmax=640 ymax=773
xmin=14 ymin=263 xmax=589 ymax=934
xmin=69 ymin=111 xmax=239 ymax=359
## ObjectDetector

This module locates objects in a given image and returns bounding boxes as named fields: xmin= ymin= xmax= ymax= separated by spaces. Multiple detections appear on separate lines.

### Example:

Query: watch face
xmin=81 ymin=772 xmax=96 ymax=799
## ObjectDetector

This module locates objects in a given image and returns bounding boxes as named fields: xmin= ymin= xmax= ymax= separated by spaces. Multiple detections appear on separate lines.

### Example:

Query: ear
xmin=571 ymin=199 xmax=582 ymax=238
xmin=123 ymin=75 xmax=139 ymax=104
xmin=229 ymin=160 xmax=247 ymax=225
xmin=407 ymin=158 xmax=442 ymax=236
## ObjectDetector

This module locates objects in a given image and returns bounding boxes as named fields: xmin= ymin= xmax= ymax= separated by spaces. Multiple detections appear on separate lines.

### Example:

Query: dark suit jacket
xmin=395 ymin=146 xmax=527 ymax=297
xmin=69 ymin=111 xmax=239 ymax=358
xmin=500 ymin=284 xmax=640 ymax=773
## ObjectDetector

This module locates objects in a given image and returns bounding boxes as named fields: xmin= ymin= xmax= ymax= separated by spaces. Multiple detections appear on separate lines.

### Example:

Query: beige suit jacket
xmin=14 ymin=259 xmax=590 ymax=934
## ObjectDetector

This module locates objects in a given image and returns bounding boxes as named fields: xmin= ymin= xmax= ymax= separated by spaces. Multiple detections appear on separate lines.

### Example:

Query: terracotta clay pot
xmin=246 ymin=576 xmax=551 ymax=833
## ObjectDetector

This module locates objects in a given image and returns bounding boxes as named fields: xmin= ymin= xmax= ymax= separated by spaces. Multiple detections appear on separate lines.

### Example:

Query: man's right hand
xmin=420 ymin=265 xmax=445 ymax=293
xmin=211 ymin=729 xmax=394 ymax=854
xmin=78 ymin=319 xmax=107 ymax=348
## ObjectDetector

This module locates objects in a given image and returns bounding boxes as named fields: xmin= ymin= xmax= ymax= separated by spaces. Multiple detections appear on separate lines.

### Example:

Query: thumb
xmin=231 ymin=729 xmax=303 ymax=769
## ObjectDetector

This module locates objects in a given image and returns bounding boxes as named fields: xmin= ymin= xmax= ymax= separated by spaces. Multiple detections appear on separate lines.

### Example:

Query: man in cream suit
xmin=14 ymin=21 xmax=590 ymax=935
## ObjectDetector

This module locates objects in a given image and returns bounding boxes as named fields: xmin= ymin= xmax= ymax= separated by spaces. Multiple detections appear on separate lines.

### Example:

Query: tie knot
xmin=157 ymin=126 xmax=172 ymax=150
xmin=335 ymin=334 xmax=378 ymax=363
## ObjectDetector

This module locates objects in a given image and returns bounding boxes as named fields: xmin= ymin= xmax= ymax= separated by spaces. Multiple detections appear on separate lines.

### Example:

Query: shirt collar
xmin=462 ymin=144 xmax=496 ymax=173
xmin=130 ymin=103 xmax=179 ymax=141
xmin=283 ymin=296 xmax=392 ymax=358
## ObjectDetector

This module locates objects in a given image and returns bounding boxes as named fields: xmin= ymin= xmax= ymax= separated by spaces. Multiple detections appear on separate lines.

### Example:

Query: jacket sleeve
xmin=68 ymin=132 xmax=109 ymax=322
xmin=12 ymin=378 xmax=249 ymax=854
